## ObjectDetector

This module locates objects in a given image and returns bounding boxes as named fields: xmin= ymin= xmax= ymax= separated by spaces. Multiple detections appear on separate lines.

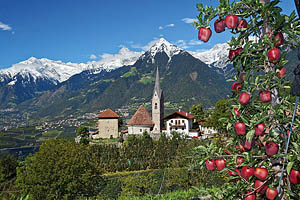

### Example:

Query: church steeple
xmin=152 ymin=67 xmax=164 ymax=135
xmin=153 ymin=66 xmax=162 ymax=98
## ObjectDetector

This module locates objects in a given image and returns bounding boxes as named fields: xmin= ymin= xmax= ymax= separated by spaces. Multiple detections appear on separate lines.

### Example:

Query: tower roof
xmin=127 ymin=105 xmax=154 ymax=126
xmin=98 ymin=108 xmax=119 ymax=119
xmin=153 ymin=67 xmax=162 ymax=98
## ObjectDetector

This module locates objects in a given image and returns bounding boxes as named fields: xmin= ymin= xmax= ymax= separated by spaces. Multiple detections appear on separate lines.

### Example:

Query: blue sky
xmin=0 ymin=0 xmax=296 ymax=69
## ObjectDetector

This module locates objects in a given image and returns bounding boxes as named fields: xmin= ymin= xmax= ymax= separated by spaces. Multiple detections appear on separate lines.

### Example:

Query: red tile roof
xmin=127 ymin=105 xmax=154 ymax=126
xmin=98 ymin=109 xmax=119 ymax=119
xmin=163 ymin=110 xmax=195 ymax=120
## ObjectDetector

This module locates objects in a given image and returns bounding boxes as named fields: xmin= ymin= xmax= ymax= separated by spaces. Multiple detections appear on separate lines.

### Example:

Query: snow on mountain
xmin=0 ymin=48 xmax=143 ymax=85
xmin=0 ymin=38 xmax=233 ymax=86
xmin=87 ymin=47 xmax=143 ymax=73
xmin=142 ymin=38 xmax=182 ymax=63
xmin=189 ymin=42 xmax=230 ymax=69
xmin=0 ymin=57 xmax=88 ymax=84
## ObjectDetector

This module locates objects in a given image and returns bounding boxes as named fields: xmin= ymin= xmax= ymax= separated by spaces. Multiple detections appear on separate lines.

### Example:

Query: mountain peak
xmin=146 ymin=38 xmax=182 ymax=63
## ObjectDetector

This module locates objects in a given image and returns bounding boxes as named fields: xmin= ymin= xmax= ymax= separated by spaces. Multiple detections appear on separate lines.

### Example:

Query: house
xmin=162 ymin=110 xmax=199 ymax=137
xmin=127 ymin=105 xmax=154 ymax=135
xmin=94 ymin=108 xmax=119 ymax=139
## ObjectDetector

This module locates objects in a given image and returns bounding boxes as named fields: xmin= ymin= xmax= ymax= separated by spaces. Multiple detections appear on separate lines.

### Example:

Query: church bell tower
xmin=152 ymin=67 xmax=164 ymax=134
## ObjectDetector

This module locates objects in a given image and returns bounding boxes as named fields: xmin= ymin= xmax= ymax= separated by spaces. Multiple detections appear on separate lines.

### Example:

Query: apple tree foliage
xmin=193 ymin=0 xmax=300 ymax=199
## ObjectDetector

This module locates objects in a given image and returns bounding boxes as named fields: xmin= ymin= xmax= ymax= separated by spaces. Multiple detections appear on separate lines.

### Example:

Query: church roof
xmin=153 ymin=67 xmax=163 ymax=98
xmin=98 ymin=109 xmax=119 ymax=119
xmin=163 ymin=110 xmax=195 ymax=120
xmin=127 ymin=105 xmax=154 ymax=126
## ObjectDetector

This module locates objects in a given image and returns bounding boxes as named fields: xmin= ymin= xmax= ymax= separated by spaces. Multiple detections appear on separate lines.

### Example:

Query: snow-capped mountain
xmin=0 ymin=57 xmax=88 ymax=85
xmin=0 ymin=38 xmax=232 ymax=87
xmin=141 ymin=38 xmax=182 ymax=63
xmin=87 ymin=47 xmax=143 ymax=73
xmin=0 ymin=48 xmax=143 ymax=85
xmin=189 ymin=42 xmax=234 ymax=78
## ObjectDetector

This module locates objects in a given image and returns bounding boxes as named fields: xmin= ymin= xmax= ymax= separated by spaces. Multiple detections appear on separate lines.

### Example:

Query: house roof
xmin=163 ymin=110 xmax=195 ymax=120
xmin=127 ymin=105 xmax=154 ymax=126
xmin=98 ymin=109 xmax=119 ymax=119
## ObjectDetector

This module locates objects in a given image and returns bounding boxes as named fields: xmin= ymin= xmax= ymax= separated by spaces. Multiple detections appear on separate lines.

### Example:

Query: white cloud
xmin=89 ymin=54 xmax=97 ymax=59
xmin=166 ymin=23 xmax=175 ymax=27
xmin=0 ymin=22 xmax=12 ymax=31
xmin=182 ymin=18 xmax=196 ymax=24
xmin=188 ymin=39 xmax=203 ymax=46
xmin=159 ymin=23 xmax=175 ymax=30
xmin=132 ymin=39 xmax=159 ymax=51
xmin=176 ymin=40 xmax=190 ymax=49
xmin=175 ymin=39 xmax=203 ymax=49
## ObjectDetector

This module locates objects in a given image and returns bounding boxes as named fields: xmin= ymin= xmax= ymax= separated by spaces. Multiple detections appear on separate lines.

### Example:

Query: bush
xmin=16 ymin=139 xmax=104 ymax=200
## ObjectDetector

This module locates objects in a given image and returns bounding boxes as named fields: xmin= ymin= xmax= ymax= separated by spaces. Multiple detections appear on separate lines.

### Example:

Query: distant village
xmin=91 ymin=67 xmax=217 ymax=140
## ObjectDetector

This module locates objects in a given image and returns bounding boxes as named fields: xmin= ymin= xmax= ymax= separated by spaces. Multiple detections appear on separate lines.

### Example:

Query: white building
xmin=127 ymin=105 xmax=154 ymax=135
xmin=163 ymin=110 xmax=199 ymax=137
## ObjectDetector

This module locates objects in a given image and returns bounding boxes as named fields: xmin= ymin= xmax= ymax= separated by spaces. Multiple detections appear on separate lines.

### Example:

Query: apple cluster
xmin=198 ymin=14 xmax=248 ymax=43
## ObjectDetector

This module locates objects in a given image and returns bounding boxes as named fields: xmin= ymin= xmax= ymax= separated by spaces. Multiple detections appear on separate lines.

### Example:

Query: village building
xmin=126 ymin=67 xmax=163 ymax=139
xmin=93 ymin=108 xmax=119 ymax=139
xmin=127 ymin=105 xmax=154 ymax=135
xmin=162 ymin=110 xmax=199 ymax=137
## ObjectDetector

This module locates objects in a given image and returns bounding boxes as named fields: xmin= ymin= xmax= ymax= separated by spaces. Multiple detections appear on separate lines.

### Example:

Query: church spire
xmin=153 ymin=67 xmax=162 ymax=98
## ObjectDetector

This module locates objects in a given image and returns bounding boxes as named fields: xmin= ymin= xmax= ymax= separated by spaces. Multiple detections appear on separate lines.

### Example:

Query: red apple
xmin=244 ymin=138 xmax=254 ymax=151
xmin=255 ymin=123 xmax=266 ymax=136
xmin=235 ymin=122 xmax=246 ymax=135
xmin=225 ymin=14 xmax=239 ymax=29
xmin=289 ymin=169 xmax=300 ymax=184
xmin=237 ymin=19 xmax=247 ymax=32
xmin=235 ymin=47 xmax=243 ymax=56
xmin=265 ymin=142 xmax=279 ymax=157
xmin=233 ymin=108 xmax=240 ymax=117
xmin=277 ymin=67 xmax=286 ymax=78
xmin=198 ymin=27 xmax=212 ymax=43
xmin=241 ymin=166 xmax=254 ymax=181
xmin=267 ymin=48 xmax=280 ymax=64
xmin=229 ymin=49 xmax=236 ymax=60
xmin=254 ymin=167 xmax=268 ymax=180
xmin=274 ymin=32 xmax=284 ymax=47
xmin=239 ymin=92 xmax=250 ymax=105
xmin=255 ymin=179 xmax=268 ymax=194
xmin=244 ymin=192 xmax=255 ymax=200
xmin=236 ymin=157 xmax=244 ymax=166
xmin=215 ymin=159 xmax=226 ymax=170
xmin=259 ymin=90 xmax=271 ymax=103
xmin=232 ymin=82 xmax=242 ymax=92
xmin=214 ymin=19 xmax=226 ymax=33
xmin=205 ymin=160 xmax=215 ymax=171
xmin=266 ymin=187 xmax=278 ymax=200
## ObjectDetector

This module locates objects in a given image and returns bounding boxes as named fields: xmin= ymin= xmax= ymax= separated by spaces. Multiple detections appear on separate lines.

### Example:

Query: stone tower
xmin=152 ymin=67 xmax=164 ymax=134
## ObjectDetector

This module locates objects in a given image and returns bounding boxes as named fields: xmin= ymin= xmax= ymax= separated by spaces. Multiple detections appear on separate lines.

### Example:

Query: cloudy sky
xmin=0 ymin=0 xmax=296 ymax=69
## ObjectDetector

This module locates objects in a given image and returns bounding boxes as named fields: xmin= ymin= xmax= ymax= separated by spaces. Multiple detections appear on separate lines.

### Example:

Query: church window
xmin=155 ymin=103 xmax=157 ymax=109
xmin=171 ymin=120 xmax=173 ymax=123
xmin=140 ymin=129 xmax=142 ymax=133
xmin=182 ymin=120 xmax=184 ymax=123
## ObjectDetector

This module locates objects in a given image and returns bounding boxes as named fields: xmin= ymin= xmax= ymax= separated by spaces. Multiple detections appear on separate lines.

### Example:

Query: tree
xmin=190 ymin=104 xmax=205 ymax=121
xmin=0 ymin=154 xmax=18 ymax=187
xmin=204 ymin=99 xmax=231 ymax=133
xmin=76 ymin=126 xmax=89 ymax=138
xmin=16 ymin=139 xmax=103 ymax=200
xmin=194 ymin=0 xmax=300 ymax=199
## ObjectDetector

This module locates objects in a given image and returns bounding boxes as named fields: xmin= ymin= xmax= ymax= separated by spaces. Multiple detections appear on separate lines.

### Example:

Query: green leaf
xmin=246 ymin=130 xmax=255 ymax=142
xmin=287 ymin=161 xmax=294 ymax=175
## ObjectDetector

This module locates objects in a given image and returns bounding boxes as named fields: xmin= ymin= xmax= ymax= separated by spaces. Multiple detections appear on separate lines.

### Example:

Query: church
xmin=127 ymin=67 xmax=164 ymax=139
